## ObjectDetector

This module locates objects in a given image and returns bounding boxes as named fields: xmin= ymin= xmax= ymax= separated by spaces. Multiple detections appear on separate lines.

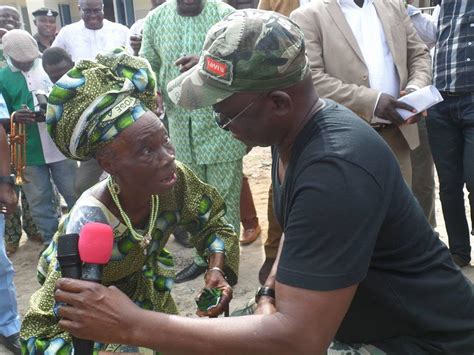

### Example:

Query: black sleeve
xmin=277 ymin=157 xmax=386 ymax=291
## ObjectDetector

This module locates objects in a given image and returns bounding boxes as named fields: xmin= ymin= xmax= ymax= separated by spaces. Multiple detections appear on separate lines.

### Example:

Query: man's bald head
xmin=0 ymin=6 xmax=21 ymax=31
xmin=78 ymin=0 xmax=103 ymax=7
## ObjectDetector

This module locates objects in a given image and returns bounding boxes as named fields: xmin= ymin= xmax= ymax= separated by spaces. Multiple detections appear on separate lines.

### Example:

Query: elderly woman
xmin=20 ymin=49 xmax=239 ymax=354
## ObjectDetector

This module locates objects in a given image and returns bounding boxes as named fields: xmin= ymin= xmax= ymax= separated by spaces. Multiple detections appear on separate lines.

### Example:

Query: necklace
xmin=107 ymin=177 xmax=159 ymax=255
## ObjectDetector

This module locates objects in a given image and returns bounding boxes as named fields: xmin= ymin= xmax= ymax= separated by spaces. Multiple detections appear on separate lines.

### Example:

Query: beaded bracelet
xmin=204 ymin=266 xmax=226 ymax=279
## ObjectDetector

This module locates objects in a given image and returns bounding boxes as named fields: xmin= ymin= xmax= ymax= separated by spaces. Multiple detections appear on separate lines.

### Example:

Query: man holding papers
xmin=290 ymin=0 xmax=432 ymax=186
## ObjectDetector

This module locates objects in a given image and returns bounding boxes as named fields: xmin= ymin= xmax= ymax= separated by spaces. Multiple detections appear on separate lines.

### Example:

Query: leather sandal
xmin=240 ymin=224 xmax=261 ymax=245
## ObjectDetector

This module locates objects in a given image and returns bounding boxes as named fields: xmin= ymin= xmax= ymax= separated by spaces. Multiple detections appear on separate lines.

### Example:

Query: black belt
xmin=440 ymin=91 xmax=473 ymax=97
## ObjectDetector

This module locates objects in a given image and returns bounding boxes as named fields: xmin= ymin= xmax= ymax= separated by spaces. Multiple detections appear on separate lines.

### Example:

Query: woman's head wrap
xmin=46 ymin=48 xmax=157 ymax=161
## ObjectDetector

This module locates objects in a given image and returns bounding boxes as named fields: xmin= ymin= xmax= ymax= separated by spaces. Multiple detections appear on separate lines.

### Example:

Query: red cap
xmin=78 ymin=222 xmax=114 ymax=264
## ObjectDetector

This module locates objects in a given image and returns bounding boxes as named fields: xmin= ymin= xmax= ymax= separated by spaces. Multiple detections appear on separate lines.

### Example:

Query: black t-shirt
xmin=273 ymin=100 xmax=474 ymax=354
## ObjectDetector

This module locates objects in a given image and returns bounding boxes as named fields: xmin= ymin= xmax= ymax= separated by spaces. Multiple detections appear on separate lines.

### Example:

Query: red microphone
xmin=78 ymin=222 xmax=114 ymax=282
xmin=74 ymin=222 xmax=114 ymax=355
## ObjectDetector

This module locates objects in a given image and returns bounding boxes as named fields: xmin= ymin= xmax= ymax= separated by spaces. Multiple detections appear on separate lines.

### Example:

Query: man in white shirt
xmin=52 ymin=0 xmax=129 ymax=196
xmin=52 ymin=0 xmax=129 ymax=62
xmin=291 ymin=0 xmax=432 ymax=185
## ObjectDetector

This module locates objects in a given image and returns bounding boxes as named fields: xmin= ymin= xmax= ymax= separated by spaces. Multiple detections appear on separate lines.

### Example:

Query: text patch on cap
xmin=202 ymin=54 xmax=233 ymax=85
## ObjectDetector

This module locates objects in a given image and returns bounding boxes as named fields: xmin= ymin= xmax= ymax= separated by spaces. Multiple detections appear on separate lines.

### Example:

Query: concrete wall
xmin=4 ymin=0 xmax=436 ymax=35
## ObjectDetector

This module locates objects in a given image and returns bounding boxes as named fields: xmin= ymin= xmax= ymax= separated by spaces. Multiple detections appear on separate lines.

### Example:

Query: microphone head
xmin=78 ymin=222 xmax=114 ymax=264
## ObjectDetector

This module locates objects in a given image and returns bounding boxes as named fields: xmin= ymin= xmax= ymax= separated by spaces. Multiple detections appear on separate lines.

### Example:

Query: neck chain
xmin=107 ymin=177 xmax=159 ymax=255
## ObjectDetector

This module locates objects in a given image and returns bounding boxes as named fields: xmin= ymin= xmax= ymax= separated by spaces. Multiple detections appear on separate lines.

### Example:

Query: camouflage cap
xmin=167 ymin=9 xmax=309 ymax=110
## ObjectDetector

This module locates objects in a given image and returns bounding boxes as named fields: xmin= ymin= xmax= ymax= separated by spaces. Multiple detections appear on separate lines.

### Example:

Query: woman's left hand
xmin=196 ymin=270 xmax=233 ymax=318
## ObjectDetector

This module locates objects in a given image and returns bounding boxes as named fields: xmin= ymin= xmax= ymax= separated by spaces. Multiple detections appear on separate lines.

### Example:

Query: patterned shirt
xmin=140 ymin=0 xmax=247 ymax=165
xmin=433 ymin=0 xmax=474 ymax=92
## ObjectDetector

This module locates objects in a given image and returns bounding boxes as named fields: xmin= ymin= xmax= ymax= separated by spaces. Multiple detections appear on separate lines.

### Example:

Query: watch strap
xmin=255 ymin=286 xmax=275 ymax=303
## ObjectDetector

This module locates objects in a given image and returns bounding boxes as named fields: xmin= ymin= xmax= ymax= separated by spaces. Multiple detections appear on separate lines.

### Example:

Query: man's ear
xmin=33 ymin=19 xmax=37 ymax=27
xmin=268 ymin=91 xmax=292 ymax=117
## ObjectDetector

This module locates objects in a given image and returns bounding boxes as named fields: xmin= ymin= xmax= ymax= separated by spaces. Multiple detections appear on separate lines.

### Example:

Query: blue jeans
xmin=22 ymin=159 xmax=77 ymax=243
xmin=427 ymin=93 xmax=474 ymax=262
xmin=0 ymin=214 xmax=20 ymax=337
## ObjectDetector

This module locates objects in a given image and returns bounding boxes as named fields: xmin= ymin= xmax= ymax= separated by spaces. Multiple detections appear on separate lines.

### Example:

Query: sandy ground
xmin=2 ymin=146 xmax=474 ymax=354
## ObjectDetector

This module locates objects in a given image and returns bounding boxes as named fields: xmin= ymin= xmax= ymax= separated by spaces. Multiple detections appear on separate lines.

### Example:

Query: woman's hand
xmin=196 ymin=269 xmax=233 ymax=318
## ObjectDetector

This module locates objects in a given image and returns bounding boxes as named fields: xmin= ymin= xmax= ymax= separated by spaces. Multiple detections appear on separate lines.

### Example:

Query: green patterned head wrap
xmin=46 ymin=48 xmax=157 ymax=161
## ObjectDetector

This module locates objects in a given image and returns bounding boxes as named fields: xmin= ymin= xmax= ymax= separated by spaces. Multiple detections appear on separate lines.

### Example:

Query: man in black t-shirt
xmin=52 ymin=10 xmax=474 ymax=354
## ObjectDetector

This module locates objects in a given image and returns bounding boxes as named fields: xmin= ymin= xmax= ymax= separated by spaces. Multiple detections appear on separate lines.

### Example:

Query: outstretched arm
xmin=55 ymin=278 xmax=357 ymax=354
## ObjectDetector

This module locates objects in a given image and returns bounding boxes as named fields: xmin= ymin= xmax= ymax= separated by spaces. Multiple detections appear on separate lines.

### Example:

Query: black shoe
xmin=175 ymin=262 xmax=206 ymax=283
xmin=258 ymin=257 xmax=276 ymax=285
xmin=173 ymin=227 xmax=193 ymax=248
xmin=451 ymin=254 xmax=470 ymax=268
xmin=0 ymin=332 xmax=21 ymax=354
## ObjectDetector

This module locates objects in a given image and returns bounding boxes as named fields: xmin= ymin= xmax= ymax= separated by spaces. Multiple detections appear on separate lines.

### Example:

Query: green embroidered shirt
xmin=140 ymin=0 xmax=246 ymax=165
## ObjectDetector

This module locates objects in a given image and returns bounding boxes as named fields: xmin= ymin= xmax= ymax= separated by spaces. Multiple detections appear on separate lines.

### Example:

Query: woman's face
xmin=99 ymin=111 xmax=177 ymax=195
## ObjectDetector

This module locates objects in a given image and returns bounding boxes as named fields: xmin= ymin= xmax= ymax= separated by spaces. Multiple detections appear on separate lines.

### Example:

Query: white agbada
xmin=52 ymin=19 xmax=130 ymax=62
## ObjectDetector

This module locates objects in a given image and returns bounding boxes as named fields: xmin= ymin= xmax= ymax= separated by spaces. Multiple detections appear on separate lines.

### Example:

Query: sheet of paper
xmin=396 ymin=85 xmax=444 ymax=120
xmin=372 ymin=85 xmax=444 ymax=124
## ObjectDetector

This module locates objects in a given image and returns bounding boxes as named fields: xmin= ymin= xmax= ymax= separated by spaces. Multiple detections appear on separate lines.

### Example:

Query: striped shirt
xmin=433 ymin=0 xmax=474 ymax=92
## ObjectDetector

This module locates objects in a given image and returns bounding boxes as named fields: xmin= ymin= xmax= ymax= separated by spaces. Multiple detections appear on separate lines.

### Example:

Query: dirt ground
xmin=2 ymin=146 xmax=474 ymax=354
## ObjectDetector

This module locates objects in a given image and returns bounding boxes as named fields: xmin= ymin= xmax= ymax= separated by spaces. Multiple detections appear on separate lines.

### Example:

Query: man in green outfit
xmin=0 ymin=6 xmax=43 ymax=254
xmin=0 ymin=30 xmax=77 ymax=246
xmin=140 ymin=0 xmax=246 ymax=282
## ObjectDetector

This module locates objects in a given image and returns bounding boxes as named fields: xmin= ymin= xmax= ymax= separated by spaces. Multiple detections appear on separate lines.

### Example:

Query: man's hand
xmin=34 ymin=111 xmax=46 ymax=122
xmin=196 ymin=270 xmax=233 ymax=318
xmin=129 ymin=34 xmax=142 ymax=56
xmin=13 ymin=109 xmax=36 ymax=124
xmin=400 ymin=90 xmax=426 ymax=125
xmin=0 ymin=183 xmax=17 ymax=215
xmin=374 ymin=93 xmax=417 ymax=125
xmin=175 ymin=55 xmax=199 ymax=73
xmin=55 ymin=278 xmax=142 ymax=345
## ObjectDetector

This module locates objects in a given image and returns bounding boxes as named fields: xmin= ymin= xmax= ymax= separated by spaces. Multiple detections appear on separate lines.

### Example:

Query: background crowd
xmin=0 ymin=0 xmax=472 ymax=354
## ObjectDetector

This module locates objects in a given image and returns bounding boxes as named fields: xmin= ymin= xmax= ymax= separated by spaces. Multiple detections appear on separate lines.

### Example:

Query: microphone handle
xmin=58 ymin=264 xmax=81 ymax=280
xmin=81 ymin=264 xmax=103 ymax=283
xmin=73 ymin=264 xmax=104 ymax=355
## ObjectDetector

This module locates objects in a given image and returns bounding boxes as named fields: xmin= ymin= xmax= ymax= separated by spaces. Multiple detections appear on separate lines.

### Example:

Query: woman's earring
xmin=110 ymin=177 xmax=121 ymax=195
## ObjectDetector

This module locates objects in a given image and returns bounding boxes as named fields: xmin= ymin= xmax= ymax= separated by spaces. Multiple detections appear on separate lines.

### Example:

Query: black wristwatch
xmin=0 ymin=174 xmax=15 ymax=186
xmin=255 ymin=286 xmax=275 ymax=303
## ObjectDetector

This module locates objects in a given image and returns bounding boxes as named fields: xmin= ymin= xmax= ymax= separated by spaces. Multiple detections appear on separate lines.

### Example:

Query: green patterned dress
xmin=140 ymin=0 xmax=247 ymax=234
xmin=20 ymin=162 xmax=239 ymax=354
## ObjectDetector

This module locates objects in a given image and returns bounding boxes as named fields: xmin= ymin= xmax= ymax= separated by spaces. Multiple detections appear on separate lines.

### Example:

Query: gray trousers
xmin=410 ymin=119 xmax=436 ymax=227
